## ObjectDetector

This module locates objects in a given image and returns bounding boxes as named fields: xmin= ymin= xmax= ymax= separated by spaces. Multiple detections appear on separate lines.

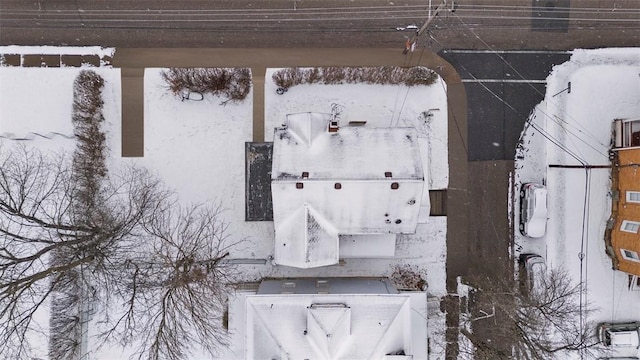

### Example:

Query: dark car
xmin=519 ymin=253 xmax=546 ymax=296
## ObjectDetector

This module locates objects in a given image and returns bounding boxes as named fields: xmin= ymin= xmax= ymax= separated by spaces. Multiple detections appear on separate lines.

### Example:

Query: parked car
xmin=519 ymin=254 xmax=546 ymax=296
xmin=519 ymin=183 xmax=548 ymax=238
xmin=396 ymin=24 xmax=418 ymax=31
xmin=598 ymin=322 xmax=640 ymax=348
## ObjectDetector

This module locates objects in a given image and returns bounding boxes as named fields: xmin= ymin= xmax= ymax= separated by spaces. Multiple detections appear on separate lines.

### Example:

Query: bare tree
xmin=97 ymin=203 xmax=239 ymax=360
xmin=459 ymin=264 xmax=599 ymax=360
xmin=0 ymin=145 xmax=75 ymax=359
xmin=49 ymin=68 xmax=109 ymax=360
xmin=0 ymin=144 xmax=239 ymax=360
xmin=0 ymin=144 xmax=164 ymax=359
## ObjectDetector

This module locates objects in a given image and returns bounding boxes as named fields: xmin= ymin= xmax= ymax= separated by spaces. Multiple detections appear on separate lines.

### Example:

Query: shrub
xmin=405 ymin=66 xmax=439 ymax=86
xmin=161 ymin=68 xmax=252 ymax=104
xmin=272 ymin=66 xmax=439 ymax=89
xmin=72 ymin=70 xmax=107 ymax=196
xmin=271 ymin=67 xmax=305 ymax=89
xmin=390 ymin=264 xmax=428 ymax=291
xmin=304 ymin=68 xmax=321 ymax=84
xmin=322 ymin=67 xmax=346 ymax=84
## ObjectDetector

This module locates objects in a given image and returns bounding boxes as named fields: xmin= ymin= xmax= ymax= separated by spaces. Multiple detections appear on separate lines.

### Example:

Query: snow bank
xmin=0 ymin=45 xmax=114 ymax=58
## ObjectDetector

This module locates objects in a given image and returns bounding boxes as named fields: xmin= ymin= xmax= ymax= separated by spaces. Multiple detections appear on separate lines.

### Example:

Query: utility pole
xmin=404 ymin=0 xmax=449 ymax=53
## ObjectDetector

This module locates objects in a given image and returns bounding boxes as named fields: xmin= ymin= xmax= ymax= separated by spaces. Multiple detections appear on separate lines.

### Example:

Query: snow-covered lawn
xmin=145 ymin=67 xmax=450 ymax=360
xmin=515 ymin=48 xmax=640 ymax=359
xmin=0 ymin=67 xmax=120 ymax=147
xmin=136 ymin=68 xmax=272 ymax=259
xmin=139 ymin=67 xmax=449 ymax=293
xmin=0 ymin=45 xmax=114 ymax=57
xmin=1 ymin=57 xmax=450 ymax=360
xmin=0 ymin=65 xmax=121 ymax=360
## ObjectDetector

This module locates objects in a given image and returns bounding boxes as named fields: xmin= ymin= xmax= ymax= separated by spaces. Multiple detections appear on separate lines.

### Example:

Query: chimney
xmin=328 ymin=119 xmax=339 ymax=133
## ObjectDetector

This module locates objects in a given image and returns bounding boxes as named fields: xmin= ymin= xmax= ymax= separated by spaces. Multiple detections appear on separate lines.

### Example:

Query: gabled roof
xmin=274 ymin=203 xmax=339 ymax=268
xmin=285 ymin=112 xmax=334 ymax=148
xmin=307 ymin=304 xmax=351 ymax=358
xmin=272 ymin=122 xmax=423 ymax=181
xmin=245 ymin=294 xmax=423 ymax=359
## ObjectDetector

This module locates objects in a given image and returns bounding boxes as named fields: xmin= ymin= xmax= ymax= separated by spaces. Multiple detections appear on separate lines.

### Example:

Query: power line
xmin=4 ymin=3 xmax=640 ymax=15
xmin=445 ymin=11 xmax=608 ymax=163
xmin=441 ymin=9 xmax=601 ymax=354
xmin=3 ymin=3 xmax=639 ymax=24
xmin=433 ymin=38 xmax=588 ymax=164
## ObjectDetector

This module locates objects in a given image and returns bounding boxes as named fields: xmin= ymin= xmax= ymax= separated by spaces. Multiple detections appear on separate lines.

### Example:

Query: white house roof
xmin=245 ymin=293 xmax=426 ymax=359
xmin=274 ymin=203 xmax=340 ymax=268
xmin=272 ymin=119 xmax=423 ymax=181
xmin=271 ymin=113 xmax=428 ymax=268
xmin=283 ymin=112 xmax=334 ymax=148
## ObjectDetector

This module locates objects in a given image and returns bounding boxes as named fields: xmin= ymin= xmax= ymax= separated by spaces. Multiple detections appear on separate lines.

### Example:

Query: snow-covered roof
xmin=274 ymin=203 xmax=340 ymax=268
xmin=244 ymin=293 xmax=426 ymax=359
xmin=271 ymin=113 xmax=427 ymax=268
xmin=272 ymin=114 xmax=424 ymax=181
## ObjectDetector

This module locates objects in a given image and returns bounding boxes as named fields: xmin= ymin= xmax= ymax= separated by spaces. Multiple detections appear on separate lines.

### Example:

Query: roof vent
xmin=296 ymin=182 xmax=304 ymax=189
xmin=391 ymin=182 xmax=399 ymax=190
xmin=385 ymin=172 xmax=393 ymax=178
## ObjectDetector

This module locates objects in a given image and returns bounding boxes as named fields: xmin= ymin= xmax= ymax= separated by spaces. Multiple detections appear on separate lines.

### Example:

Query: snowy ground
xmin=0 ymin=45 xmax=114 ymax=57
xmin=135 ymin=68 xmax=269 ymax=256
xmin=13 ymin=45 xmax=639 ymax=360
xmin=0 ymin=64 xmax=121 ymax=360
xmin=514 ymin=48 xmax=640 ymax=359
xmin=0 ymin=45 xmax=114 ymax=67
xmin=0 ymin=57 xmax=449 ymax=360
xmin=148 ymin=67 xmax=450 ymax=360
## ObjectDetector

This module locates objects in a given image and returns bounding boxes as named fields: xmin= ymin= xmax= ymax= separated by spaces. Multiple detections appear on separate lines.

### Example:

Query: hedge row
xmin=71 ymin=70 xmax=107 ymax=212
xmin=272 ymin=66 xmax=438 ymax=89
xmin=161 ymin=68 xmax=252 ymax=104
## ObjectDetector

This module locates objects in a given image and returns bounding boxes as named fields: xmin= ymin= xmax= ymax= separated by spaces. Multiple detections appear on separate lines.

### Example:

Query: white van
xmin=598 ymin=322 xmax=640 ymax=348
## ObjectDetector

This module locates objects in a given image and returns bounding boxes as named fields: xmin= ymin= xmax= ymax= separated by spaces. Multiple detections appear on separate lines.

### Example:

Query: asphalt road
xmin=1 ymin=0 xmax=639 ymax=49
xmin=440 ymin=50 xmax=572 ymax=161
